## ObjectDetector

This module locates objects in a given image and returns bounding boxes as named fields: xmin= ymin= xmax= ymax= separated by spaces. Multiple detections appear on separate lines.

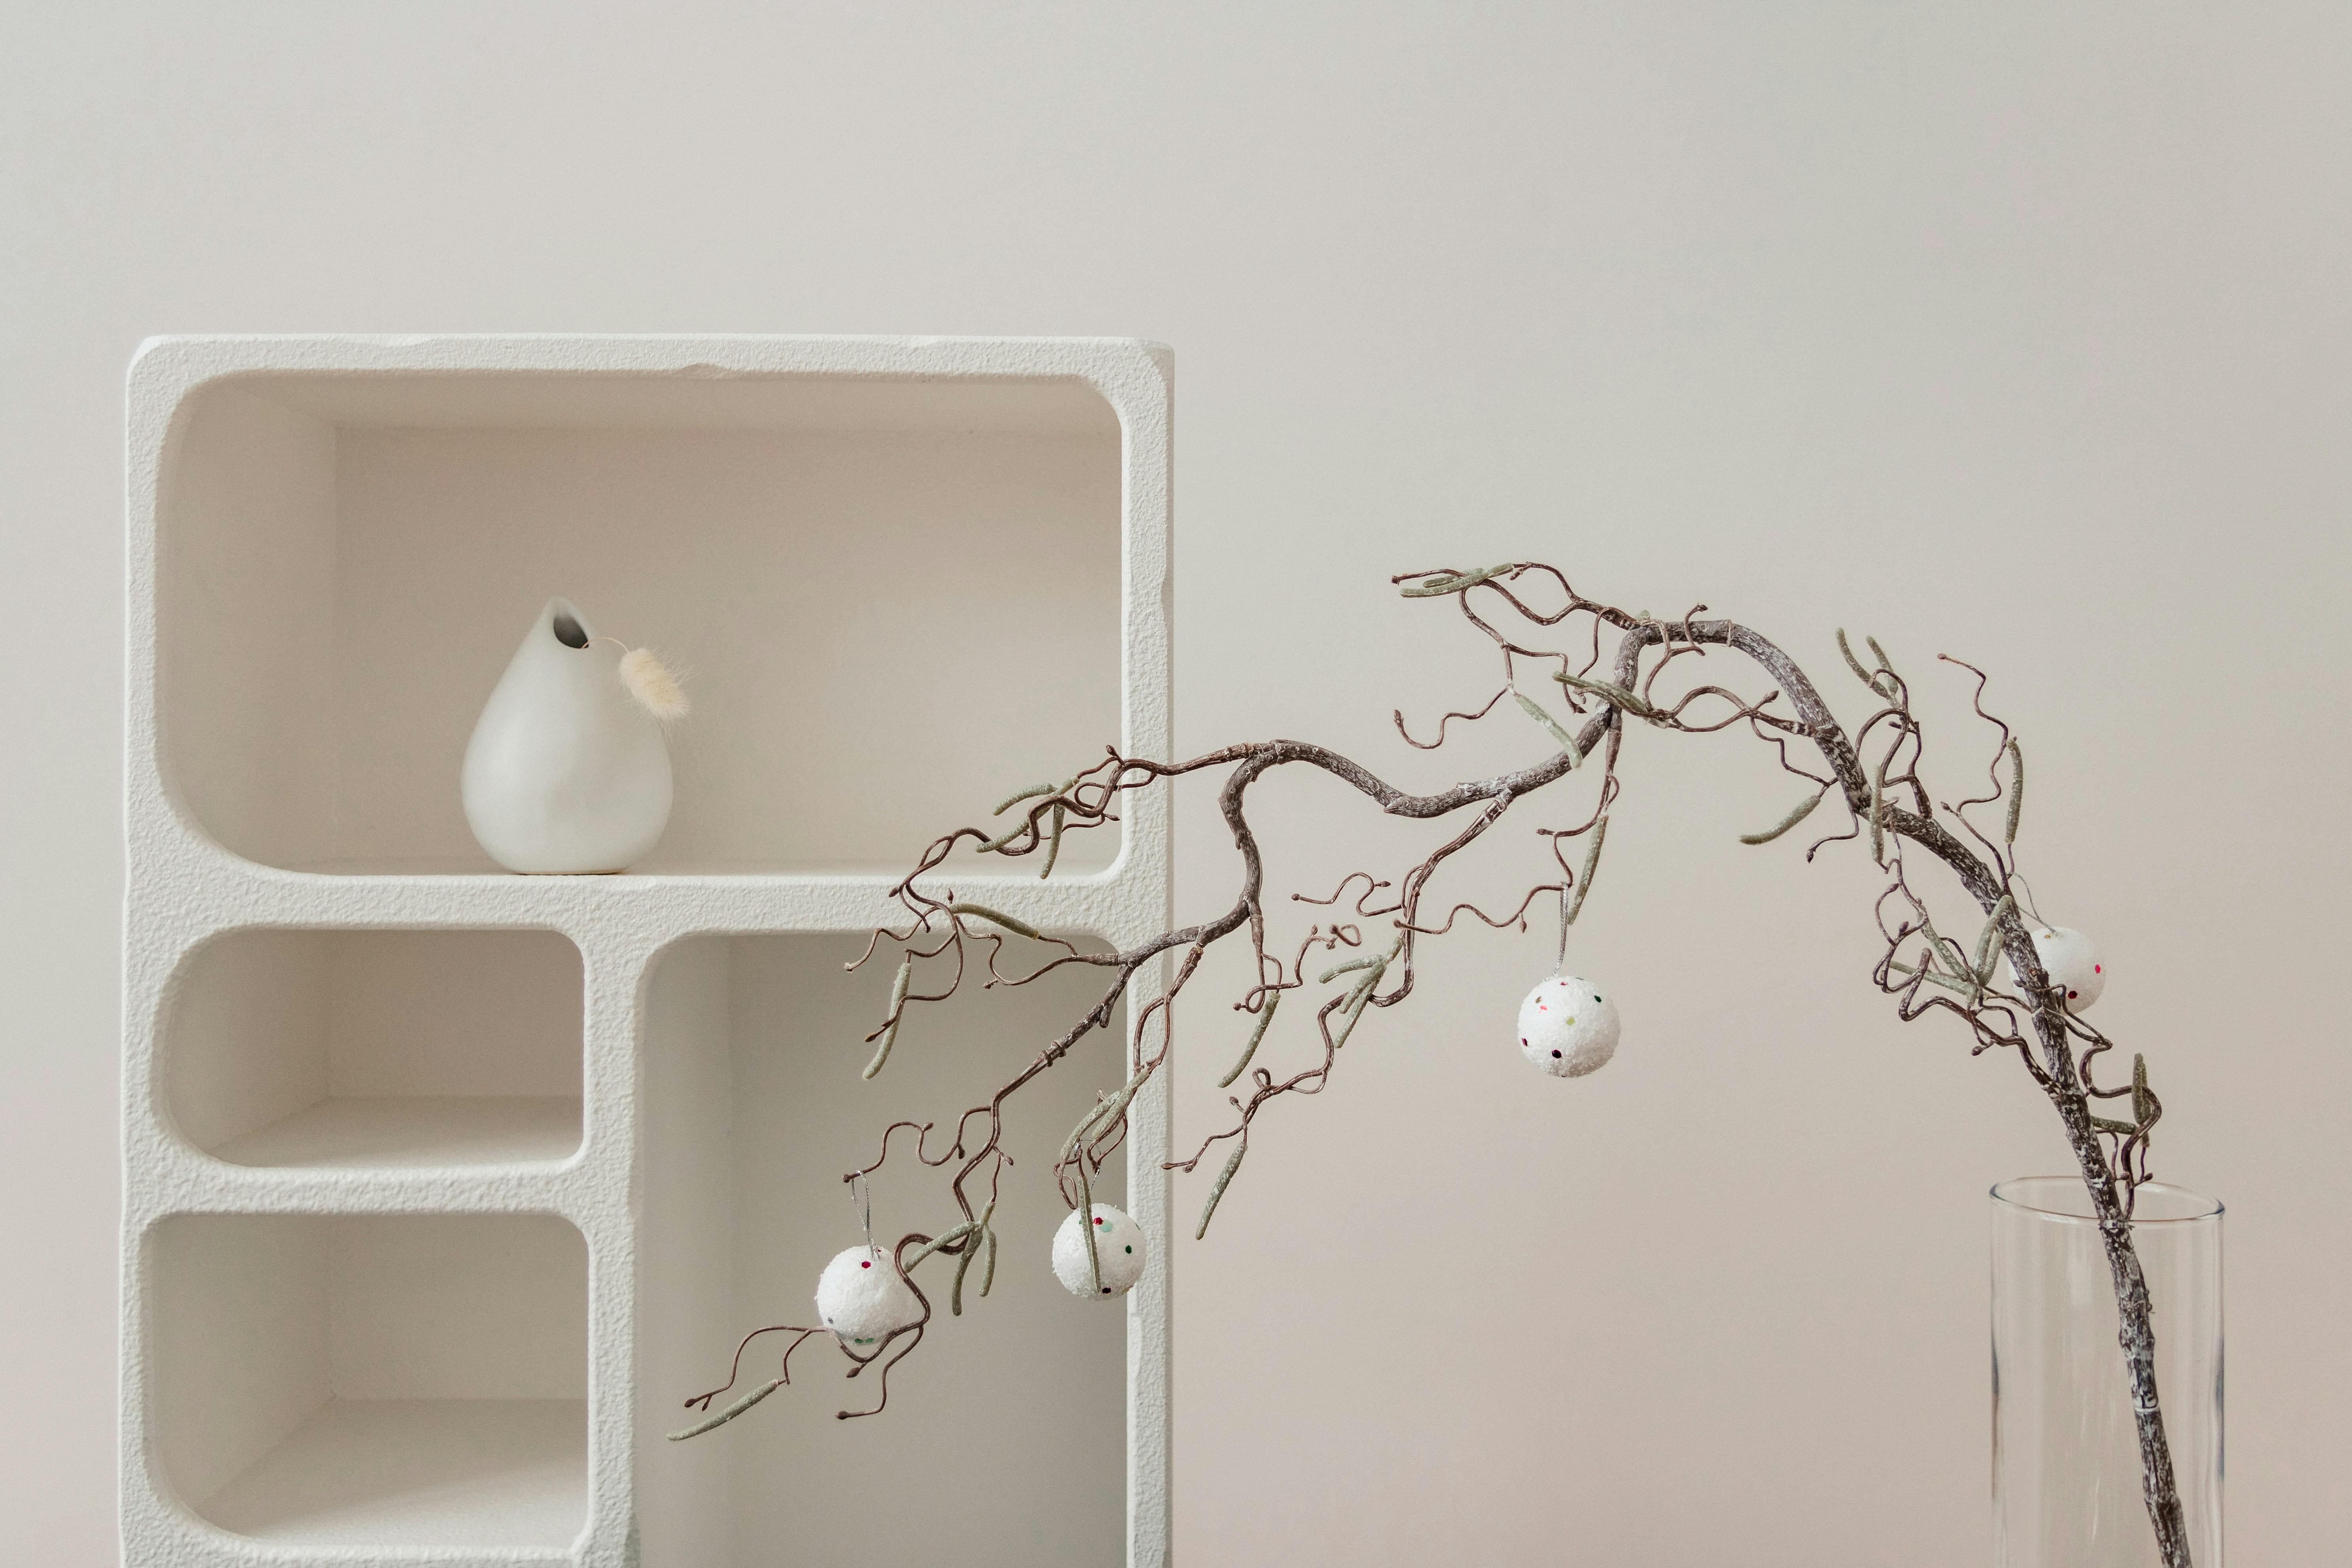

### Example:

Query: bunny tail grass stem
xmin=619 ymin=647 xmax=691 ymax=722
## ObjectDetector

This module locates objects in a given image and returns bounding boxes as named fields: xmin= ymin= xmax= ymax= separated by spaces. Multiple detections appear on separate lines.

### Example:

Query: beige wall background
xmin=4 ymin=5 xmax=2346 ymax=1563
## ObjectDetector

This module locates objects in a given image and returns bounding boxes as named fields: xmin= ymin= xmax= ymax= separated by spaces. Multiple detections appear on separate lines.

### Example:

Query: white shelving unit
xmin=122 ymin=335 xmax=1174 ymax=1568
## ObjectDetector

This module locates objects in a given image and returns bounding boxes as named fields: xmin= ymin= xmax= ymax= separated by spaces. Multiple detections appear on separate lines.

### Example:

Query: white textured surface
xmin=211 ymin=1097 xmax=583 ymax=1170
xmin=1053 ymin=1205 xmax=1149 ymax=1299
xmin=197 ymin=1399 xmax=586 ymax=1549
xmin=2030 ymin=926 xmax=2106 ymax=1014
xmin=1517 ymin=976 xmax=1622 ymax=1079
xmin=121 ymin=335 xmax=1175 ymax=1568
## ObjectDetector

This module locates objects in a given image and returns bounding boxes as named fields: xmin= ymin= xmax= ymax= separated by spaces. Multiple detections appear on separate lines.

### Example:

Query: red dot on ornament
xmin=2068 ymin=990 xmax=2078 ymax=999
xmin=860 ymin=1260 xmax=871 ymax=1269
xmin=2094 ymin=965 xmax=2102 ymax=974
xmin=1093 ymin=1216 xmax=1104 ymax=1225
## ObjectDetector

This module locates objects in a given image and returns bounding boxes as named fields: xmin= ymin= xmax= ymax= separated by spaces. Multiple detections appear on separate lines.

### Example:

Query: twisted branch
xmin=671 ymin=560 xmax=2191 ymax=1567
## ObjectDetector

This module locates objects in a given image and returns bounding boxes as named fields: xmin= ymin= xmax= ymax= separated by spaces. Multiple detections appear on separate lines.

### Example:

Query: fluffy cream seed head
xmin=619 ymin=647 xmax=690 ymax=722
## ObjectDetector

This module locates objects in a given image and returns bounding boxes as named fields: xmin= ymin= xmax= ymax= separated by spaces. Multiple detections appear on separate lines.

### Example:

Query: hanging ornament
xmin=815 ymin=1246 xmax=923 ymax=1348
xmin=1519 ymin=974 xmax=1621 ymax=1077
xmin=1051 ymin=1204 xmax=1149 ymax=1299
xmin=2030 ymin=926 xmax=2105 ymax=1013
xmin=1519 ymin=855 xmax=1619 ymax=1078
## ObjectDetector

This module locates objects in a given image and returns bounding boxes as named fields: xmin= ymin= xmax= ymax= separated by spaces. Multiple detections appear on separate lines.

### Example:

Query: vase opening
xmin=552 ymin=610 xmax=589 ymax=649
xmin=1991 ymin=1176 xmax=2223 ymax=1567
xmin=1991 ymin=1176 xmax=2222 ymax=1225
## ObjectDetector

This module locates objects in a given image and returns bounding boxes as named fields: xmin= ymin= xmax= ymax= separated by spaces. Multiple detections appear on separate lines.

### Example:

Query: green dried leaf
xmin=1075 ymin=1156 xmax=1102 ymax=1293
xmin=949 ymin=902 xmax=1047 ymax=943
xmin=1740 ymin=787 xmax=1826 ymax=846
xmin=1837 ymin=628 xmax=1896 ymax=700
xmin=2005 ymin=738 xmax=2025 ymax=845
xmin=861 ymin=954 xmax=915 ymax=1080
xmin=903 ymin=1220 xmax=979 ymax=1273
xmin=1511 ymin=690 xmax=1582 ymax=767
xmin=1399 ymin=564 xmax=1509 ymax=598
xmin=1218 ymin=990 xmax=1281 ymax=1089
xmin=1554 ymin=670 xmax=1655 ymax=716
xmin=951 ymin=1201 xmax=995 ymax=1316
xmin=667 ymin=1376 xmax=788 ymax=1441
xmin=1196 ymin=1139 xmax=1248 ymax=1239
xmin=1038 ymin=803 xmax=1066 ymax=879
xmin=992 ymin=782 xmax=1056 ymax=816
xmin=1564 ymin=816 xmax=1609 ymax=926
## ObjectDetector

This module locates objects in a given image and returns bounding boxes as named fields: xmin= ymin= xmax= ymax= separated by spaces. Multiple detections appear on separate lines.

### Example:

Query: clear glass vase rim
xmin=1990 ymin=1175 xmax=2222 ymax=1225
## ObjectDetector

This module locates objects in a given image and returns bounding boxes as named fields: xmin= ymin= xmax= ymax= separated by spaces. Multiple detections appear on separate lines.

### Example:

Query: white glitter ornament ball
xmin=1051 ymin=1204 xmax=1148 ymax=1299
xmin=2030 ymin=926 xmax=2105 ymax=1013
xmin=814 ymin=1246 xmax=922 ymax=1348
xmin=1518 ymin=974 xmax=1621 ymax=1078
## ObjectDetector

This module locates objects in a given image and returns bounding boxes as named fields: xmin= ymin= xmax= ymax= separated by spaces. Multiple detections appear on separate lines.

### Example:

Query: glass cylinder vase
xmin=1992 ymin=1177 xmax=2223 ymax=1568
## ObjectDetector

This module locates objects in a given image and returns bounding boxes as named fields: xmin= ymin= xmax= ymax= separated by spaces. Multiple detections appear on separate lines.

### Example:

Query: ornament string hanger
xmin=2010 ymin=867 xmax=2050 ymax=928
xmin=848 ymin=1170 xmax=877 ymax=1260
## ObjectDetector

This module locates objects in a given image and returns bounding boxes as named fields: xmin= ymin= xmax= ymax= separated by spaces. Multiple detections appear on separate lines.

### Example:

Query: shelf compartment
xmin=149 ymin=1212 xmax=589 ymax=1549
xmin=167 ymin=929 xmax=583 ymax=1169
xmin=159 ymin=371 xmax=1123 ymax=877
xmin=193 ymin=1397 xmax=583 ymax=1548
xmin=637 ymin=934 xmax=1129 ymax=1567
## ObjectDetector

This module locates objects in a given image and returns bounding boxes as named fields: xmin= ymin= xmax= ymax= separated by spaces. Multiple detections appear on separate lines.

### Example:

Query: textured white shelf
xmin=197 ymin=1398 xmax=585 ymax=1548
xmin=123 ymin=335 xmax=1175 ymax=1568
xmin=276 ymin=858 xmax=947 ymax=879
xmin=212 ymin=1096 xmax=582 ymax=1170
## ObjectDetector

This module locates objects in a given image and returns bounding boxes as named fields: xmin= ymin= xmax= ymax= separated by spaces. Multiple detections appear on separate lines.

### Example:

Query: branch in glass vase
xmin=670 ymin=562 xmax=2191 ymax=1567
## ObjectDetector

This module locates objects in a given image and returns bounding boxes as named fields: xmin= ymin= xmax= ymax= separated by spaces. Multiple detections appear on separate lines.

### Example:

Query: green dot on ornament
xmin=1124 ymin=1245 xmax=1133 ymax=1254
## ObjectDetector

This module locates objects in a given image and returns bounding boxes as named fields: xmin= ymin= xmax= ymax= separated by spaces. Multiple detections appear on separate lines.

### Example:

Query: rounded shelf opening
xmin=165 ymin=928 xmax=585 ymax=1170
xmin=159 ymin=372 xmax=1123 ymax=875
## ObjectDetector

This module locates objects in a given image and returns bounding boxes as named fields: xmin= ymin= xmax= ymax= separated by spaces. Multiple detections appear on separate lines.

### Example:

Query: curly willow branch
xmin=672 ymin=559 xmax=2192 ymax=1568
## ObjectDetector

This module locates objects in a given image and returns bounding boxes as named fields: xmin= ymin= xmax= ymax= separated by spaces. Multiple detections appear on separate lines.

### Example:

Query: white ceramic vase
xmin=462 ymin=597 xmax=673 ymax=873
